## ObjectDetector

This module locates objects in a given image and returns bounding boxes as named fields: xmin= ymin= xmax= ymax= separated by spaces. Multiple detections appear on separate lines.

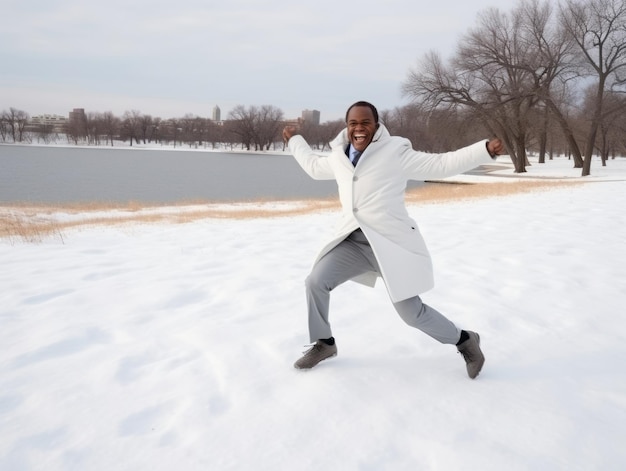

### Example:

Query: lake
xmin=0 ymin=145 xmax=346 ymax=205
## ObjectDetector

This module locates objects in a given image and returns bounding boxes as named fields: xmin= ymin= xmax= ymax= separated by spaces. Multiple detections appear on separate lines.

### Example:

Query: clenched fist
xmin=487 ymin=138 xmax=505 ymax=157
xmin=283 ymin=126 xmax=299 ymax=143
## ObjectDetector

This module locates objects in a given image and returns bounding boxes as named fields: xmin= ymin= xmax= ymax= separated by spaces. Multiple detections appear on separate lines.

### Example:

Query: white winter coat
xmin=288 ymin=124 xmax=494 ymax=302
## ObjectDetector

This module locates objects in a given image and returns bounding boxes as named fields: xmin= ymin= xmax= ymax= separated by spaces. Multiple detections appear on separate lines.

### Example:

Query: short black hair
xmin=345 ymin=101 xmax=379 ymax=124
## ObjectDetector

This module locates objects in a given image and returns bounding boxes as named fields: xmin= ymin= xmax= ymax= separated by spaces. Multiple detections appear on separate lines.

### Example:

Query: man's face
xmin=347 ymin=106 xmax=378 ymax=152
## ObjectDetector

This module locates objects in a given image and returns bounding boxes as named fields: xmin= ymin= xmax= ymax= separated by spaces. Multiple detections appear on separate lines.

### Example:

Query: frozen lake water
xmin=0 ymin=145 xmax=345 ymax=204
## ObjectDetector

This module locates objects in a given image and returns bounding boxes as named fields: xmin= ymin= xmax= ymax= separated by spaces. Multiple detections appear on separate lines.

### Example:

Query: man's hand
xmin=283 ymin=125 xmax=299 ymax=143
xmin=487 ymin=138 xmax=505 ymax=157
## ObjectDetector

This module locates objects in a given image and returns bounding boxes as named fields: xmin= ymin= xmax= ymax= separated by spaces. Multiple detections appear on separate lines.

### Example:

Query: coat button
xmin=353 ymin=176 xmax=358 ymax=181
xmin=353 ymin=208 xmax=359 ymax=213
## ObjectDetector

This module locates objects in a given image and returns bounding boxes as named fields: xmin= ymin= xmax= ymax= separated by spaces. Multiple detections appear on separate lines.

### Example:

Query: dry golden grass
xmin=0 ymin=180 xmax=578 ymax=243
xmin=404 ymin=180 xmax=574 ymax=203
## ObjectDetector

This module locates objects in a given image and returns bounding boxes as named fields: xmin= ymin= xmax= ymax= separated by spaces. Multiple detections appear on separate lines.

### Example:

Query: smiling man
xmin=282 ymin=101 xmax=504 ymax=378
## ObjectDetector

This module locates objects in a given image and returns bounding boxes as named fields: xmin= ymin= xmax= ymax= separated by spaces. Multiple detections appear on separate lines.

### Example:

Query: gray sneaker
xmin=294 ymin=341 xmax=338 ymax=369
xmin=457 ymin=331 xmax=485 ymax=379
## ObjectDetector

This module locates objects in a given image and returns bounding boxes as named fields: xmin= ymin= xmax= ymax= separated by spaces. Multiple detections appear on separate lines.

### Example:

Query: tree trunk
xmin=538 ymin=130 xmax=547 ymax=164
xmin=544 ymin=99 xmax=583 ymax=168
xmin=513 ymin=137 xmax=528 ymax=173
xmin=581 ymin=81 xmax=606 ymax=177
xmin=538 ymin=106 xmax=548 ymax=164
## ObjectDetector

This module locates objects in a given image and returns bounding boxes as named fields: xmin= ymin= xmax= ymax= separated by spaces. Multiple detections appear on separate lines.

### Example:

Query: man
xmin=283 ymin=101 xmax=505 ymax=379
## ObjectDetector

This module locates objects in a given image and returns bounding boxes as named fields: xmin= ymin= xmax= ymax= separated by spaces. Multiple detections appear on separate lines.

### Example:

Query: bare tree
xmin=228 ymin=105 xmax=257 ymax=150
xmin=101 ymin=111 xmax=120 ymax=146
xmin=0 ymin=112 xmax=8 ymax=142
xmin=403 ymin=4 xmax=544 ymax=172
xmin=149 ymin=117 xmax=162 ymax=144
xmin=513 ymin=0 xmax=585 ymax=167
xmin=180 ymin=114 xmax=196 ymax=147
xmin=221 ymin=119 xmax=240 ymax=150
xmin=33 ymin=121 xmax=56 ymax=144
xmin=139 ymin=114 xmax=153 ymax=144
xmin=166 ymin=118 xmax=182 ymax=148
xmin=255 ymin=105 xmax=284 ymax=150
xmin=609 ymin=94 xmax=626 ymax=156
xmin=2 ymin=107 xmax=30 ymax=142
xmin=297 ymin=119 xmax=344 ymax=151
xmin=584 ymin=88 xmax=626 ymax=163
xmin=560 ymin=0 xmax=626 ymax=175
xmin=382 ymin=105 xmax=481 ymax=152
xmin=381 ymin=105 xmax=433 ymax=150
xmin=227 ymin=105 xmax=285 ymax=151
xmin=85 ymin=112 xmax=106 ymax=145
xmin=178 ymin=114 xmax=209 ymax=148
xmin=403 ymin=0 xmax=609 ymax=173
xmin=121 ymin=110 xmax=143 ymax=146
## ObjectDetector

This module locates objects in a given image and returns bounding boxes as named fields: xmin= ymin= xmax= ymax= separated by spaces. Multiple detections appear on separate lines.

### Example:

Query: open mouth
xmin=353 ymin=134 xmax=368 ymax=144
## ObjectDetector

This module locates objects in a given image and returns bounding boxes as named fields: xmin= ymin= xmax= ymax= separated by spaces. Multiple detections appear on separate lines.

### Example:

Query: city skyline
xmin=27 ymin=105 xmax=323 ymax=125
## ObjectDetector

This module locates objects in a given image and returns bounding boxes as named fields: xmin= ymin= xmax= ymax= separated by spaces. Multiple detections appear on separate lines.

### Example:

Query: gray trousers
xmin=305 ymin=229 xmax=461 ymax=344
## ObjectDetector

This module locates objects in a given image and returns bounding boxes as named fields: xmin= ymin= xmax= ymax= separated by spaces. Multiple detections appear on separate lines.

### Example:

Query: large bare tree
xmin=403 ymin=3 xmax=554 ymax=172
xmin=560 ymin=0 xmax=626 ymax=175
xmin=515 ymin=0 xmax=584 ymax=167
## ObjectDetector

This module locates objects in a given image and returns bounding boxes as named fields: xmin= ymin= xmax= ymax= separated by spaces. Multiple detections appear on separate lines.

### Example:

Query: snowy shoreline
xmin=0 ymin=140 xmax=291 ymax=156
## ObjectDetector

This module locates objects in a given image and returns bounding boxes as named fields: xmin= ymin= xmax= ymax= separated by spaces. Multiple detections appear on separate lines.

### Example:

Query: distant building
xmin=212 ymin=105 xmax=221 ymax=122
xmin=301 ymin=109 xmax=320 ymax=126
xmin=30 ymin=114 xmax=68 ymax=132
xmin=68 ymin=108 xmax=87 ymax=137
xmin=69 ymin=108 xmax=86 ymax=125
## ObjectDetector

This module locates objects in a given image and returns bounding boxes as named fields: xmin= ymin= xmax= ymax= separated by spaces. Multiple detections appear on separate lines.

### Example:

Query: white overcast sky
xmin=1 ymin=0 xmax=525 ymax=122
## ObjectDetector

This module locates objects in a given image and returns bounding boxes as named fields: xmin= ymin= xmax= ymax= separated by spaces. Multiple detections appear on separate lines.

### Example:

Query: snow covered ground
xmin=1 ymin=156 xmax=625 ymax=470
